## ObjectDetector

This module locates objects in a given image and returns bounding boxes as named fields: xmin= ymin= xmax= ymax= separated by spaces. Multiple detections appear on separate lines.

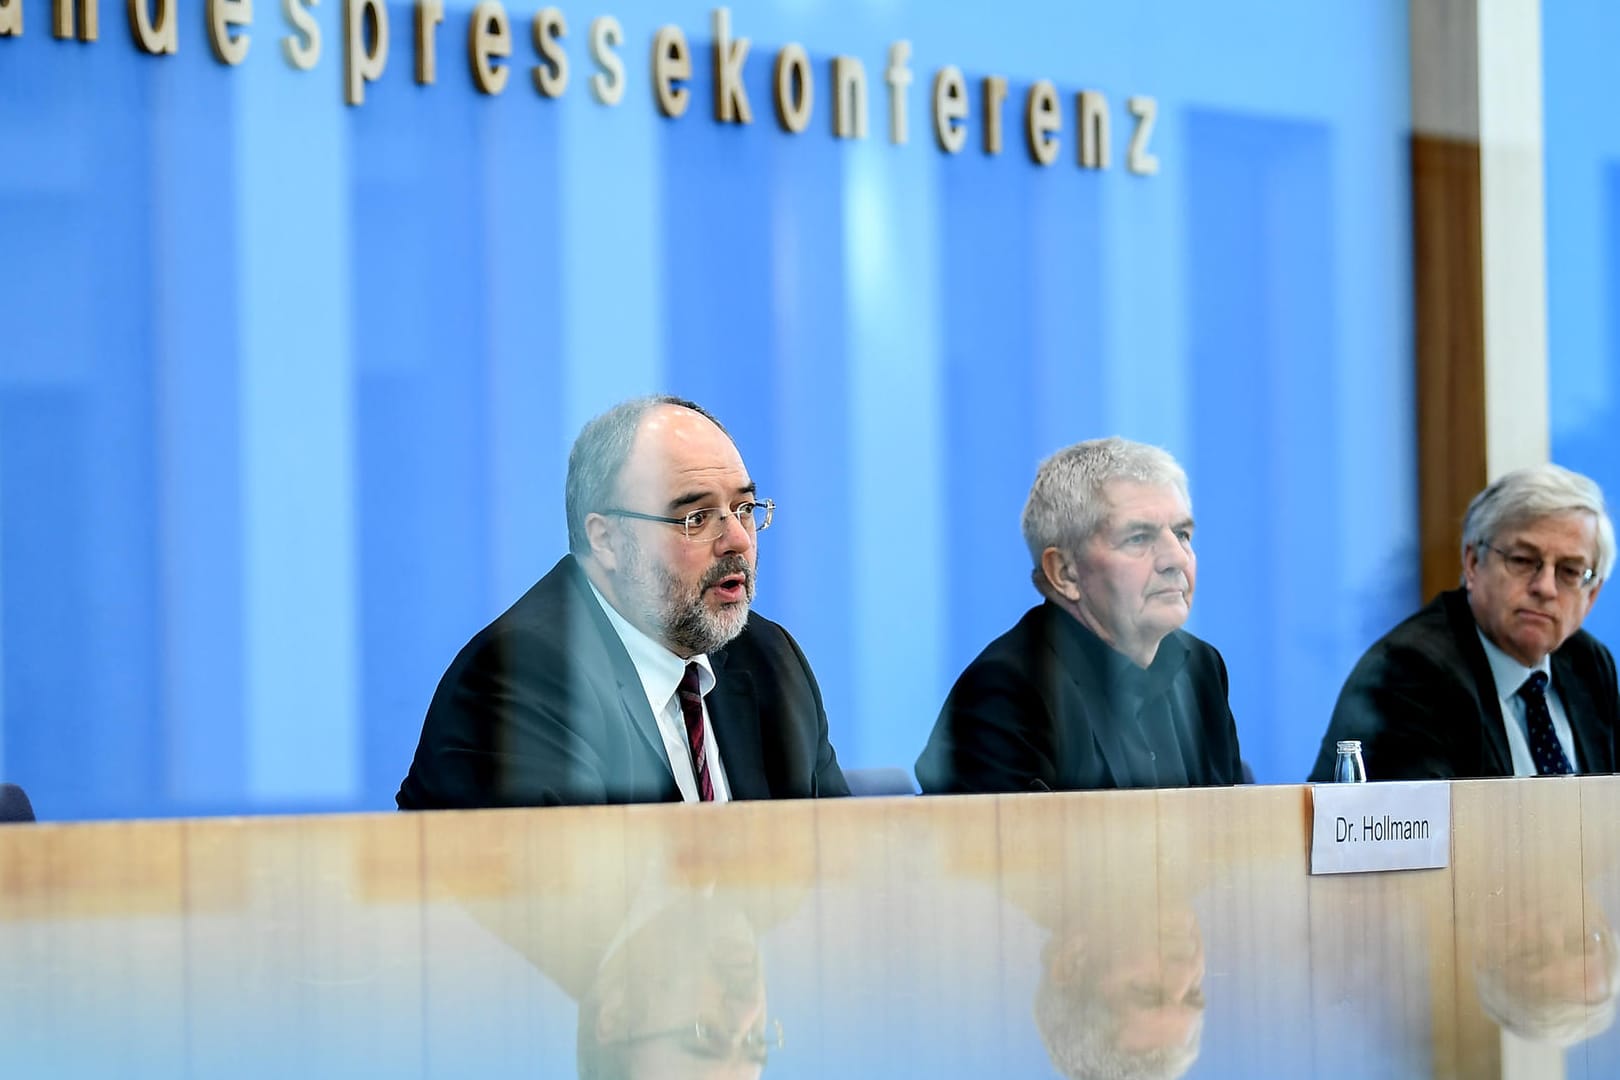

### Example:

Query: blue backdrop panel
xmin=1546 ymin=1 xmax=1620 ymax=687
xmin=0 ymin=1 xmax=1414 ymax=816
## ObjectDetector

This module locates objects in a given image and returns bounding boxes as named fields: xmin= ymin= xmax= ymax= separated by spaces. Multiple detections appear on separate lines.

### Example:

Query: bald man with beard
xmin=398 ymin=395 xmax=848 ymax=809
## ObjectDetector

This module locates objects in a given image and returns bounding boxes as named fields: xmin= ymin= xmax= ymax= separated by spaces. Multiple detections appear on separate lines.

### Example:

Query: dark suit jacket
xmin=398 ymin=556 xmax=849 ymax=808
xmin=915 ymin=602 xmax=1246 ymax=794
xmin=1308 ymin=588 xmax=1619 ymax=781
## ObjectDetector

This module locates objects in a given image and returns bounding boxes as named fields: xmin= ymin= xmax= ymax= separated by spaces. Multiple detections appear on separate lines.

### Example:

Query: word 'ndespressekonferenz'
xmin=2 ymin=1 xmax=1162 ymax=172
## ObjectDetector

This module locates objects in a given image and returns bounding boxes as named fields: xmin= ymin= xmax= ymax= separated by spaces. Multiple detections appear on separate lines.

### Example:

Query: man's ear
xmin=1583 ymin=577 xmax=1604 ymax=617
xmin=585 ymin=512 xmax=619 ymax=571
xmin=1041 ymin=546 xmax=1082 ymax=602
xmin=595 ymin=985 xmax=627 ymax=1042
xmin=1046 ymin=932 xmax=1089 ymax=987
xmin=1462 ymin=543 xmax=1482 ymax=592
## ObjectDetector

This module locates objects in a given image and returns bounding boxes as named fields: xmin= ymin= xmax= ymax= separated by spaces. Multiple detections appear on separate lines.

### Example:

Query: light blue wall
xmin=0 ymin=1 xmax=1415 ymax=817
xmin=1546 ymin=1 xmax=1620 ymax=662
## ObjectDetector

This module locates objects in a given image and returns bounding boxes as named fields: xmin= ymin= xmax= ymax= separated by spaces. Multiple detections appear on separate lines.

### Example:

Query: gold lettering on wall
xmin=931 ymin=65 xmax=966 ymax=153
xmin=831 ymin=56 xmax=866 ymax=139
xmin=54 ymin=0 xmax=98 ymax=41
xmin=651 ymin=24 xmax=689 ymax=117
xmin=6 ymin=2 xmax=1168 ymax=174
xmin=981 ymin=74 xmax=1006 ymax=155
xmin=414 ymin=0 xmax=442 ymax=83
xmin=588 ymin=14 xmax=623 ymax=105
xmin=1076 ymin=89 xmax=1108 ymax=169
xmin=344 ymin=0 xmax=387 ymax=105
xmin=773 ymin=43 xmax=810 ymax=133
xmin=207 ymin=0 xmax=251 ymax=64
xmin=711 ymin=6 xmax=750 ymax=123
xmin=530 ymin=7 xmax=566 ymax=96
xmin=468 ymin=0 xmax=510 ymax=95
xmin=1025 ymin=79 xmax=1058 ymax=166
xmin=281 ymin=0 xmax=319 ymax=70
xmin=128 ymin=0 xmax=177 ymax=55
xmin=1126 ymin=95 xmax=1159 ymax=175
xmin=885 ymin=40 xmax=911 ymax=144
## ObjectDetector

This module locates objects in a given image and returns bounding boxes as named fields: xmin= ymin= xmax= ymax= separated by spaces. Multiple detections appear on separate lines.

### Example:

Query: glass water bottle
xmin=1334 ymin=739 xmax=1367 ymax=783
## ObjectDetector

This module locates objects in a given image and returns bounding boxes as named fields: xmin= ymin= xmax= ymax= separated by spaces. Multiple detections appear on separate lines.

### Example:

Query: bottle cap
xmin=1336 ymin=740 xmax=1362 ymax=754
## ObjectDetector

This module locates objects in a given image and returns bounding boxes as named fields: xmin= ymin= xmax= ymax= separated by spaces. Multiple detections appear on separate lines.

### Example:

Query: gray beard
xmin=620 ymin=540 xmax=756 ymax=656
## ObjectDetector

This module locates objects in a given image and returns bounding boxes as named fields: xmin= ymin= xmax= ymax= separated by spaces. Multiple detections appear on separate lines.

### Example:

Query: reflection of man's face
xmin=1097 ymin=911 xmax=1206 ymax=1055
xmin=621 ymin=931 xmax=770 ymax=1080
xmin=583 ymin=898 xmax=772 ymax=1080
xmin=605 ymin=406 xmax=759 ymax=658
xmin=1483 ymin=906 xmax=1613 ymax=1016
xmin=1036 ymin=907 xmax=1205 ymax=1080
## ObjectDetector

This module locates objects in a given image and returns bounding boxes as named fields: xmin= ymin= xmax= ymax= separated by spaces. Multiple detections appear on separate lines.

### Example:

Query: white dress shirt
xmin=1475 ymin=628 xmax=1581 ymax=776
xmin=587 ymin=580 xmax=732 ymax=802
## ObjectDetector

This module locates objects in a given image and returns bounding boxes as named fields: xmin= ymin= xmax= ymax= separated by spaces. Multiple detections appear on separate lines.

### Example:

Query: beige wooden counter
xmin=2 ymin=779 xmax=1616 ymax=1078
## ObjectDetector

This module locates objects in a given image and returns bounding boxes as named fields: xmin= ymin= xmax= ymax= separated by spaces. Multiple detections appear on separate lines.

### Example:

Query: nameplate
xmin=1309 ymin=781 xmax=1450 ymax=875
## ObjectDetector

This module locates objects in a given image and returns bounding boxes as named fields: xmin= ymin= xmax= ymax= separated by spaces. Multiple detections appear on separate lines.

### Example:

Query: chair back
xmin=0 ymin=783 xmax=35 ymax=823
xmin=843 ymin=767 xmax=917 ymax=797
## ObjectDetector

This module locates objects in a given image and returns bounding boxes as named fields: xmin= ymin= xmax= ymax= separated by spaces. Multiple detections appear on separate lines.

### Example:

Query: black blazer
xmin=398 ymin=555 xmax=849 ymax=808
xmin=915 ymin=602 xmax=1246 ymax=794
xmin=1308 ymin=588 xmax=1619 ymax=781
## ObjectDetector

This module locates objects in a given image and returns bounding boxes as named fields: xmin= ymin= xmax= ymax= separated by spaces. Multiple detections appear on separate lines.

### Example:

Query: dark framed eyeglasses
xmin=612 ymin=1018 xmax=784 ymax=1065
xmin=1481 ymin=542 xmax=1599 ymax=592
xmin=603 ymin=499 xmax=775 ymax=543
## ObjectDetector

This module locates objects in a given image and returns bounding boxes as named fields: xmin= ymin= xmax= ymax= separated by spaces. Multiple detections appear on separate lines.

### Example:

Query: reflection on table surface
xmin=3 ymin=778 xmax=1620 ymax=1078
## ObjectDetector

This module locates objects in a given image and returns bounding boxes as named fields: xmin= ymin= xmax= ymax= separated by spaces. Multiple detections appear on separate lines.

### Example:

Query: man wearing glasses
xmin=397 ymin=395 xmax=848 ymax=808
xmin=1309 ymin=464 xmax=1618 ymax=781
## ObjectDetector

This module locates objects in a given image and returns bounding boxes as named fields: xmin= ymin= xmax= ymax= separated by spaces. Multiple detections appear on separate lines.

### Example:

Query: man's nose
xmin=1156 ymin=533 xmax=1191 ymax=574
xmin=714 ymin=509 xmax=754 ymax=555
xmin=1528 ymin=560 xmax=1560 ymax=596
xmin=720 ymin=975 xmax=768 ymax=1034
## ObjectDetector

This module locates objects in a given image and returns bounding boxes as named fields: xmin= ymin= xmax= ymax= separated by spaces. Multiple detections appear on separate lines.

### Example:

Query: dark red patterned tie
xmin=1519 ymin=671 xmax=1574 ymax=776
xmin=677 ymin=662 xmax=715 ymax=802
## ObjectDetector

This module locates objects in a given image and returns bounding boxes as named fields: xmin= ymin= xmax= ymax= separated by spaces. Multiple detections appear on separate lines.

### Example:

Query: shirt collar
xmin=586 ymin=578 xmax=716 ymax=706
xmin=1048 ymin=601 xmax=1190 ymax=697
xmin=1475 ymin=625 xmax=1552 ymax=700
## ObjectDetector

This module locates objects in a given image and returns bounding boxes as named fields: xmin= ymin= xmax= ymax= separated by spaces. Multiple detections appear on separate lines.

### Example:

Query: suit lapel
xmin=1445 ymin=589 xmax=1515 ymax=776
xmin=562 ymin=557 xmax=677 ymax=782
xmin=1552 ymin=652 xmax=1608 ymax=773
xmin=1044 ymin=605 xmax=1132 ymax=788
xmin=706 ymin=656 xmax=768 ymax=799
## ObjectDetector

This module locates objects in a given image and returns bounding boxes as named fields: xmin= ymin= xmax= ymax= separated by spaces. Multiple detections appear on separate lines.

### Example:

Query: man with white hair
xmin=1309 ymin=463 xmax=1619 ymax=781
xmin=916 ymin=437 xmax=1245 ymax=793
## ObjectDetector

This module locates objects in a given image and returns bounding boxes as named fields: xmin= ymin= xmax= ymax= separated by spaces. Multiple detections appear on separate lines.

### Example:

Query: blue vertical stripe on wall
xmin=238 ymin=36 xmax=359 ymax=804
xmin=765 ymin=140 xmax=856 ymax=777
xmin=153 ymin=47 xmax=247 ymax=810
xmin=1 ymin=47 xmax=165 ymax=815
xmin=1186 ymin=111 xmax=1343 ymax=784
xmin=1539 ymin=2 xmax=1618 ymax=664
xmin=354 ymin=75 xmax=498 ymax=808
xmin=939 ymin=99 xmax=1110 ymax=684
xmin=659 ymin=46 xmax=781 ymax=471
xmin=844 ymin=140 xmax=948 ymax=771
xmin=939 ymin=110 xmax=1041 ymax=681
xmin=481 ymin=101 xmax=568 ymax=611
xmin=558 ymin=24 xmax=669 ymax=436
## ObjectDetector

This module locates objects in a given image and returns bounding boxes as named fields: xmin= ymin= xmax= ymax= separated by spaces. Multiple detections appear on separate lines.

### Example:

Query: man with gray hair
xmin=398 ymin=395 xmax=848 ymax=808
xmin=916 ymin=437 xmax=1245 ymax=793
xmin=1309 ymin=463 xmax=1618 ymax=780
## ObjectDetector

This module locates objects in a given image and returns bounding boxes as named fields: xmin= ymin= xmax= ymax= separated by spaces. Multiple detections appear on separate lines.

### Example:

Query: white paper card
xmin=1309 ymin=781 xmax=1450 ymax=875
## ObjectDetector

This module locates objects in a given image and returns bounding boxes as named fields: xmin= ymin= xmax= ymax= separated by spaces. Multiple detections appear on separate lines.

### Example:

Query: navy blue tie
xmin=1518 ymin=671 xmax=1574 ymax=776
